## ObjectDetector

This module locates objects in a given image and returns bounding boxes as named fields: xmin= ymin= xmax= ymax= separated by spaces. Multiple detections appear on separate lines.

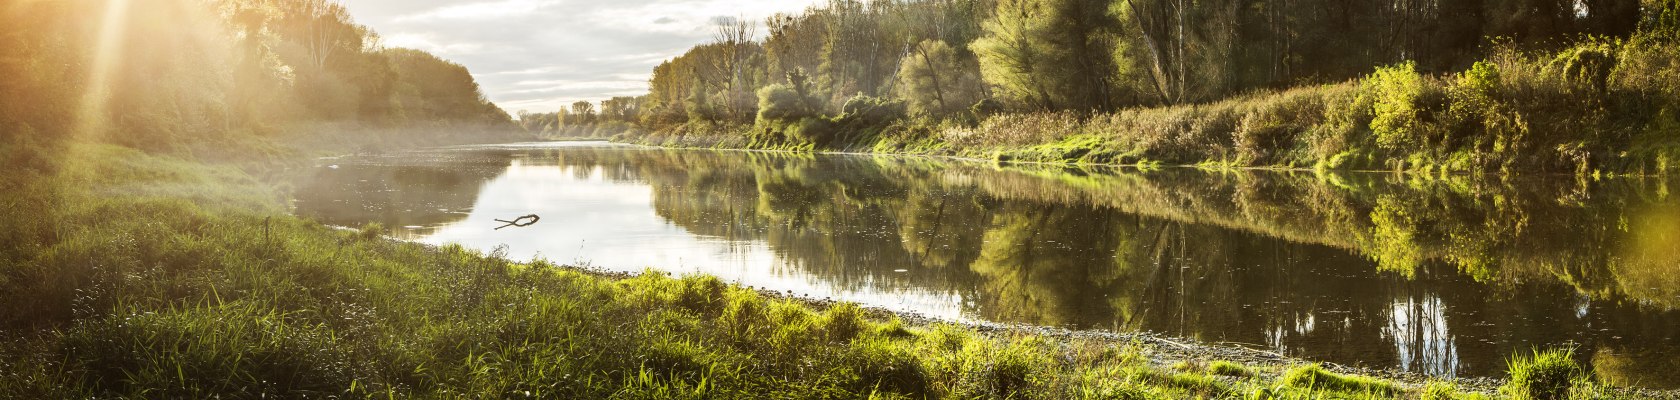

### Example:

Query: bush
xmin=1364 ymin=62 xmax=1436 ymax=155
xmin=1445 ymin=61 xmax=1530 ymax=171
xmin=788 ymin=117 xmax=840 ymax=147
xmin=1306 ymin=84 xmax=1374 ymax=168
xmin=1502 ymin=347 xmax=1589 ymax=400
xmin=969 ymin=98 xmax=1004 ymax=120
xmin=840 ymin=94 xmax=907 ymax=127
xmin=1546 ymin=41 xmax=1617 ymax=93
xmin=755 ymin=84 xmax=818 ymax=123
xmin=1233 ymin=89 xmax=1324 ymax=165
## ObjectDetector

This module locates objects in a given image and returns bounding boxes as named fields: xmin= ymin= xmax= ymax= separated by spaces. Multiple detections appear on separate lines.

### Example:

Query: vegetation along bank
xmin=529 ymin=0 xmax=1680 ymax=176
xmin=1 ymin=0 xmax=1677 ymax=398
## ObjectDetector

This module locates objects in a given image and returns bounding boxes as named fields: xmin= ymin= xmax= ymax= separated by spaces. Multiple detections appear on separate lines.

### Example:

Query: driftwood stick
xmin=494 ymin=214 xmax=541 ymax=230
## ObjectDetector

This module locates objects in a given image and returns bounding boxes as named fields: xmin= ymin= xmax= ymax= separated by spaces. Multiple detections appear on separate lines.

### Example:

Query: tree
xmin=386 ymin=48 xmax=508 ymax=124
xmin=713 ymin=16 xmax=758 ymax=122
xmin=570 ymin=101 xmax=598 ymax=125
xmin=295 ymin=0 xmax=354 ymax=71
xmin=1118 ymin=0 xmax=1189 ymax=104
xmin=896 ymin=40 xmax=984 ymax=117
xmin=600 ymin=96 xmax=641 ymax=124
xmin=972 ymin=0 xmax=1056 ymax=110
xmin=973 ymin=0 xmax=1122 ymax=111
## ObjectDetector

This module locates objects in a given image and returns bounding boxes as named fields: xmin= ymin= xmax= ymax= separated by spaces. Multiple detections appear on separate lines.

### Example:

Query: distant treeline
xmin=559 ymin=0 xmax=1680 ymax=174
xmin=0 ymin=0 xmax=513 ymax=152
xmin=517 ymin=97 xmax=644 ymax=138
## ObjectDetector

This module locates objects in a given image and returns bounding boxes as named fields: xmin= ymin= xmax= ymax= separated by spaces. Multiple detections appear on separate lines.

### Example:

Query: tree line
xmin=1 ymin=0 xmax=513 ymax=151
xmin=546 ymin=0 xmax=1670 ymax=144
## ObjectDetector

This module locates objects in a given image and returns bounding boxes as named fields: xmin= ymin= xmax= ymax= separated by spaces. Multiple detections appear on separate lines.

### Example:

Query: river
xmin=294 ymin=141 xmax=1680 ymax=388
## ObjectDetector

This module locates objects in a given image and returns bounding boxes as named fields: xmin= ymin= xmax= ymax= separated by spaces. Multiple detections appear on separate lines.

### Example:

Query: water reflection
xmin=294 ymin=142 xmax=1680 ymax=387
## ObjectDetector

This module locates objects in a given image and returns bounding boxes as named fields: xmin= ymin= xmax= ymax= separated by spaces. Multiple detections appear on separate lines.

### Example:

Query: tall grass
xmin=1501 ymin=348 xmax=1592 ymax=400
xmin=0 ymin=137 xmax=1648 ymax=397
xmin=1279 ymin=364 xmax=1403 ymax=395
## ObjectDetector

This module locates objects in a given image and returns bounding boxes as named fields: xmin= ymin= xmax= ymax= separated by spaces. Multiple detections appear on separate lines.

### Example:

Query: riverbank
xmin=0 ymin=138 xmax=1670 ymax=398
xmin=623 ymin=36 xmax=1680 ymax=178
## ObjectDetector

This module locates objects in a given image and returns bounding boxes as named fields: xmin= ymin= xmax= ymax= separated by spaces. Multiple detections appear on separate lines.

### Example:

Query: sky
xmin=341 ymin=0 xmax=827 ymax=116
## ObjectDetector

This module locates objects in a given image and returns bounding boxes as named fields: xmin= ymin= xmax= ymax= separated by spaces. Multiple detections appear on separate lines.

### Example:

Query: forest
xmin=1 ymin=0 xmax=514 ymax=156
xmin=539 ymin=0 xmax=1680 ymax=175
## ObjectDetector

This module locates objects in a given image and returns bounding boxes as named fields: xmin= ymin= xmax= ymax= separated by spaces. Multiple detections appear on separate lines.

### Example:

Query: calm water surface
xmin=295 ymin=141 xmax=1680 ymax=388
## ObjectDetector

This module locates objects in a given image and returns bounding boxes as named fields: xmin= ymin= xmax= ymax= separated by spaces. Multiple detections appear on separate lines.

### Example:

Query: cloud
xmin=343 ymin=0 xmax=826 ymax=113
xmin=382 ymin=33 xmax=485 ymax=55
xmin=391 ymin=0 xmax=563 ymax=23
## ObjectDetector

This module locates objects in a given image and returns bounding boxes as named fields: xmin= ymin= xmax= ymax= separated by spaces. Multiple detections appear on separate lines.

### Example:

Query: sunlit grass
xmin=0 ymin=139 xmax=1640 ymax=398
xmin=1279 ymin=364 xmax=1402 ymax=396
xmin=1209 ymin=360 xmax=1257 ymax=378
xmin=1501 ymin=347 xmax=1596 ymax=400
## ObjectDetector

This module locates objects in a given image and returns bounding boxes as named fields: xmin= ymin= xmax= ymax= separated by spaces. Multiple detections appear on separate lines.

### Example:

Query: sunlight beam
xmin=74 ymin=0 xmax=132 ymax=140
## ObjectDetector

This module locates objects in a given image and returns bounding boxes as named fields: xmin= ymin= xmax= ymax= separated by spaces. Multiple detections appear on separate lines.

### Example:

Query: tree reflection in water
xmin=296 ymin=143 xmax=1680 ymax=387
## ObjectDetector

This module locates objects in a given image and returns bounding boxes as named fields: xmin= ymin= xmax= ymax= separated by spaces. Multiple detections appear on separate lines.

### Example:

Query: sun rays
xmin=73 ymin=0 xmax=132 ymax=141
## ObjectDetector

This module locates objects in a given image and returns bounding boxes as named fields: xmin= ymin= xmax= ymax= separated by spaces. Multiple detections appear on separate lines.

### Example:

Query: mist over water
xmin=296 ymin=142 xmax=1680 ymax=387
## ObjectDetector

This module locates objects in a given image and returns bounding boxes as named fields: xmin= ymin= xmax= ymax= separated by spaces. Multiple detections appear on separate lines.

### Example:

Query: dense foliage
xmin=581 ymin=0 xmax=1680 ymax=175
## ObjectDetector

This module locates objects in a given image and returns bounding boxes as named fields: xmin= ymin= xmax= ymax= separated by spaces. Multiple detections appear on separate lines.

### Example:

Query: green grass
xmin=1210 ymin=360 xmax=1257 ymax=378
xmin=1279 ymin=364 xmax=1403 ymax=396
xmin=1501 ymin=348 xmax=1592 ymax=400
xmin=0 ymin=137 xmax=1640 ymax=398
xmin=1424 ymin=381 xmax=1497 ymax=400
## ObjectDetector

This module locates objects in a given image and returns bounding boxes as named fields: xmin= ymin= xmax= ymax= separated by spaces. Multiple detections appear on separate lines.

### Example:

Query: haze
xmin=341 ymin=0 xmax=826 ymax=115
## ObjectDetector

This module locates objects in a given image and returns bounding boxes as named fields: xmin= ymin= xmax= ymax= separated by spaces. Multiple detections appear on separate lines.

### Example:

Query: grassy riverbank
xmin=628 ymin=35 xmax=1680 ymax=176
xmin=0 ymin=137 xmax=1663 ymax=398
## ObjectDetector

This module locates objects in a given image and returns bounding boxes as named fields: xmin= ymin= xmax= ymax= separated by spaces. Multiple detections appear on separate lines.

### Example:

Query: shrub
xmin=755 ymin=84 xmax=817 ymax=123
xmin=1233 ymin=89 xmax=1324 ymax=165
xmin=1546 ymin=41 xmax=1618 ymax=93
xmin=1307 ymin=83 xmax=1375 ymax=168
xmin=840 ymin=94 xmax=906 ymax=127
xmin=1445 ymin=61 xmax=1530 ymax=171
xmin=787 ymin=117 xmax=840 ymax=147
xmin=1502 ymin=347 xmax=1589 ymax=400
xmin=1364 ymin=62 xmax=1434 ymax=154
xmin=1647 ymin=0 xmax=1680 ymax=38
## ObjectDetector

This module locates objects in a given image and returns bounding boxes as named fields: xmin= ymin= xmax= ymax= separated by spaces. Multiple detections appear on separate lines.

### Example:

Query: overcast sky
xmin=342 ymin=0 xmax=825 ymax=116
